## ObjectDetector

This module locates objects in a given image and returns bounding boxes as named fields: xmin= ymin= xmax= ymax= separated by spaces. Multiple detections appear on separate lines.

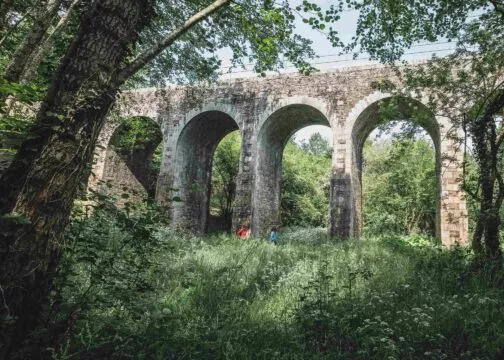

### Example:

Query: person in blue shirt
xmin=269 ymin=226 xmax=279 ymax=244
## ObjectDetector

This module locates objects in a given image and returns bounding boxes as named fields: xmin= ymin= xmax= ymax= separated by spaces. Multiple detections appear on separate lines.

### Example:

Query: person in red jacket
xmin=236 ymin=224 xmax=250 ymax=239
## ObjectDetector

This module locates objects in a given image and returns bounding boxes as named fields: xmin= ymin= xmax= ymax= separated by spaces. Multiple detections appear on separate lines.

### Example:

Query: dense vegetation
xmin=1 ymin=0 xmax=504 ymax=358
xmin=210 ymin=130 xmax=437 ymax=236
xmin=281 ymin=140 xmax=331 ymax=228
xmin=51 ymin=201 xmax=504 ymax=359
xmin=363 ymin=137 xmax=437 ymax=236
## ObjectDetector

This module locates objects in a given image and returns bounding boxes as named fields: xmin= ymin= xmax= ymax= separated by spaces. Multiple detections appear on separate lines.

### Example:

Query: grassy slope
xmin=61 ymin=226 xmax=504 ymax=359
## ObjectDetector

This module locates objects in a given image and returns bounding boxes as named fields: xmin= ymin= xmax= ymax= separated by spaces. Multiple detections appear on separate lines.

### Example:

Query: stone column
xmin=232 ymin=116 xmax=256 ymax=232
xmin=155 ymin=119 xmax=177 ymax=207
xmin=87 ymin=118 xmax=118 ymax=193
xmin=328 ymin=131 xmax=356 ymax=239
xmin=438 ymin=116 xmax=469 ymax=246
xmin=250 ymin=140 xmax=283 ymax=235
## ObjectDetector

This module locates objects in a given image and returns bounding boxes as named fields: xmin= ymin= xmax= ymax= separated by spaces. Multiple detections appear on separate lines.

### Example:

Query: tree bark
xmin=20 ymin=0 xmax=83 ymax=83
xmin=471 ymin=89 xmax=504 ymax=259
xmin=2 ymin=0 xmax=61 ymax=83
xmin=474 ymin=153 xmax=501 ymax=258
xmin=0 ymin=0 xmax=234 ymax=357
xmin=0 ymin=1 xmax=154 ymax=358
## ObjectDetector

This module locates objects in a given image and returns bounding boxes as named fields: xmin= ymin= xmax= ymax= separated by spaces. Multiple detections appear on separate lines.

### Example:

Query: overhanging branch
xmin=115 ymin=0 xmax=232 ymax=86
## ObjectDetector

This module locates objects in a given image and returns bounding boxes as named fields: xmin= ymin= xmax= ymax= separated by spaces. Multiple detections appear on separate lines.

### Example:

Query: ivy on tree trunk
xmin=470 ymin=89 xmax=504 ymax=259
xmin=0 ymin=0 xmax=237 ymax=356
xmin=0 ymin=1 xmax=155 ymax=358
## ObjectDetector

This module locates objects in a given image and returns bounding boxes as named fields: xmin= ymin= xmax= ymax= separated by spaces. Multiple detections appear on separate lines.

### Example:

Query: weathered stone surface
xmin=89 ymin=64 xmax=468 ymax=246
xmin=101 ymin=148 xmax=148 ymax=205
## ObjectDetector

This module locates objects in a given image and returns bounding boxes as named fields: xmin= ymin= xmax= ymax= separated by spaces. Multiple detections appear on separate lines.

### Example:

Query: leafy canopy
xmin=127 ymin=0 xmax=317 ymax=87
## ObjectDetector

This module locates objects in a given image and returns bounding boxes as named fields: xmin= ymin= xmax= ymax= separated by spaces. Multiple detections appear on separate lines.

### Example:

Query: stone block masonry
xmin=89 ymin=64 xmax=468 ymax=246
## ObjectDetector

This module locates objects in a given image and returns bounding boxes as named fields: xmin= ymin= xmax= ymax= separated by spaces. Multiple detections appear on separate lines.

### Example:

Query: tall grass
xmin=56 ymin=221 xmax=504 ymax=359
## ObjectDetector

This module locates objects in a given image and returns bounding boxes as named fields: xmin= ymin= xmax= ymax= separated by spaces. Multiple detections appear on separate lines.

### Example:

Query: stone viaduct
xmin=88 ymin=64 xmax=469 ymax=246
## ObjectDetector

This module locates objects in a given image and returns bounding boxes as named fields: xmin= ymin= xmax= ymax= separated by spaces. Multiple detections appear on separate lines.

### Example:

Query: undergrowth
xmin=52 ymin=209 xmax=504 ymax=359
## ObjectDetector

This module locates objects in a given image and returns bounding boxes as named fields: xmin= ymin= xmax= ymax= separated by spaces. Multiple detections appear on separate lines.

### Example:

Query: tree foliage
xmin=0 ymin=1 xmax=320 ymax=356
xmin=363 ymin=137 xmax=437 ymax=237
xmin=128 ymin=0 xmax=317 ymax=86
xmin=210 ymin=131 xmax=241 ymax=223
xmin=304 ymin=0 xmax=504 ymax=258
xmin=300 ymin=132 xmax=331 ymax=158
xmin=281 ymin=138 xmax=331 ymax=227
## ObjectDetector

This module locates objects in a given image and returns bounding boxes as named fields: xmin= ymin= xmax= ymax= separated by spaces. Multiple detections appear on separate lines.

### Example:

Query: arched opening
xmin=172 ymin=111 xmax=239 ymax=233
xmin=362 ymin=124 xmax=437 ymax=236
xmin=208 ymin=130 xmax=242 ymax=233
xmin=254 ymin=104 xmax=331 ymax=235
xmin=102 ymin=116 xmax=163 ymax=204
xmin=281 ymin=126 xmax=332 ymax=228
xmin=351 ymin=97 xmax=441 ymax=239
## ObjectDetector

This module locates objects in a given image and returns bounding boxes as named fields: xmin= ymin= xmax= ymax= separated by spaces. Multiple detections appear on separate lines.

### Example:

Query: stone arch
xmin=258 ymin=96 xmax=332 ymax=129
xmin=252 ymin=103 xmax=332 ymax=235
xmin=183 ymin=103 xmax=243 ymax=132
xmin=171 ymin=110 xmax=240 ymax=233
xmin=345 ymin=92 xmax=467 ymax=245
xmin=87 ymin=116 xmax=163 ymax=202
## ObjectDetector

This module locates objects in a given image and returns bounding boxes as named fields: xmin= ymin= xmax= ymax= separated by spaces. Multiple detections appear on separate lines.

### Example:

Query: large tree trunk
xmin=0 ymin=1 xmax=154 ymax=358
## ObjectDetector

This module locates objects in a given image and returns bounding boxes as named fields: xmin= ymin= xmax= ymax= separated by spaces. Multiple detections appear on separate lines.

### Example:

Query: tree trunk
xmin=20 ymin=0 xmax=83 ymax=83
xmin=474 ymin=156 xmax=502 ymax=258
xmin=0 ymin=0 xmax=14 ymax=33
xmin=470 ymin=90 xmax=504 ymax=260
xmin=0 ymin=1 xmax=154 ymax=358
xmin=0 ymin=0 xmax=234 ymax=356
xmin=2 ymin=0 xmax=61 ymax=83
